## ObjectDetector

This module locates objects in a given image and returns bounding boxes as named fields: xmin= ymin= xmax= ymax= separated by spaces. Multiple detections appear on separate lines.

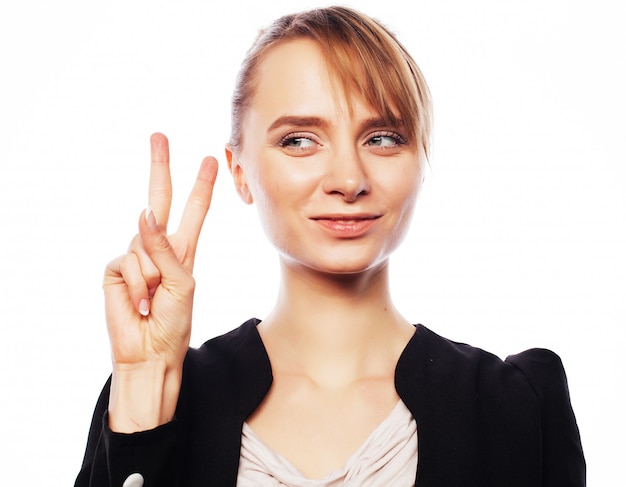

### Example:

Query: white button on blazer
xmin=122 ymin=473 xmax=144 ymax=487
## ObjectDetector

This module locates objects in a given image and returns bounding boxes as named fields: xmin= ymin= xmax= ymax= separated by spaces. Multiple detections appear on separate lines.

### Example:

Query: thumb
xmin=139 ymin=207 xmax=194 ymax=295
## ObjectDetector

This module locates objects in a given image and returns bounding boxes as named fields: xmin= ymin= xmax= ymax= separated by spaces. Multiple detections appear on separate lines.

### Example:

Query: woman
xmin=76 ymin=6 xmax=585 ymax=486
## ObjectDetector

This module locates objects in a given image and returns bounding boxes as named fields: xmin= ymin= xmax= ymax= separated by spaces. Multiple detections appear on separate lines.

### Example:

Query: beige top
xmin=237 ymin=400 xmax=418 ymax=486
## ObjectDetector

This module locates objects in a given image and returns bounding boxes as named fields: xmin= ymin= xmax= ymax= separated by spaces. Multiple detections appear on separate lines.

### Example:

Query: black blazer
xmin=76 ymin=319 xmax=585 ymax=486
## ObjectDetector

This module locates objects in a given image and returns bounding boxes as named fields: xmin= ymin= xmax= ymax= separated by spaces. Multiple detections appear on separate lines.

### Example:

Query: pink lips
xmin=310 ymin=214 xmax=381 ymax=238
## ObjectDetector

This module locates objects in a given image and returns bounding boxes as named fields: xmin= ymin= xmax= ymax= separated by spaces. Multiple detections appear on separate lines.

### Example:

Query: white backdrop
xmin=1 ymin=0 xmax=623 ymax=484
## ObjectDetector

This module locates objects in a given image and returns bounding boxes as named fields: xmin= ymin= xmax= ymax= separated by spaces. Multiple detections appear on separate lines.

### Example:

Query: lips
xmin=310 ymin=214 xmax=381 ymax=238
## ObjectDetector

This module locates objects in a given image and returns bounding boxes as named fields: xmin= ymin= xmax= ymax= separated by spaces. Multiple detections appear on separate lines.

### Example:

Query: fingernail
xmin=139 ymin=299 xmax=150 ymax=316
xmin=145 ymin=206 xmax=158 ymax=230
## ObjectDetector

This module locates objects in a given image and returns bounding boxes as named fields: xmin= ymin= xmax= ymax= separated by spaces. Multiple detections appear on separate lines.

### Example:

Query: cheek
xmin=248 ymin=156 xmax=322 ymax=211
xmin=246 ymin=163 xmax=306 ymax=243
xmin=250 ymin=179 xmax=282 ymax=230
xmin=379 ymin=165 xmax=423 ymax=246
xmin=378 ymin=162 xmax=423 ymax=210
xmin=401 ymin=173 xmax=423 ymax=212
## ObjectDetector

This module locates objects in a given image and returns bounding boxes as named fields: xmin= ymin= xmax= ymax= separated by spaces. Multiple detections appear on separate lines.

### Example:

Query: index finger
xmin=149 ymin=133 xmax=173 ymax=230
xmin=176 ymin=156 xmax=219 ymax=266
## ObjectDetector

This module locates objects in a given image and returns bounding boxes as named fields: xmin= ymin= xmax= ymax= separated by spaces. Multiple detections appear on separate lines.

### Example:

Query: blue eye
xmin=281 ymin=137 xmax=316 ymax=148
xmin=277 ymin=133 xmax=320 ymax=155
xmin=367 ymin=132 xmax=406 ymax=147
xmin=368 ymin=136 xmax=396 ymax=147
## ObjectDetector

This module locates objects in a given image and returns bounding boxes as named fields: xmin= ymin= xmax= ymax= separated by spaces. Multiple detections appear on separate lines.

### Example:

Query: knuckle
xmin=150 ymin=187 xmax=172 ymax=199
xmin=118 ymin=257 xmax=142 ymax=285
xmin=186 ymin=274 xmax=196 ymax=292
xmin=144 ymin=267 xmax=161 ymax=286
xmin=153 ymin=232 xmax=173 ymax=253
xmin=117 ymin=253 xmax=134 ymax=273
xmin=128 ymin=234 xmax=142 ymax=253
xmin=176 ymin=273 xmax=196 ymax=295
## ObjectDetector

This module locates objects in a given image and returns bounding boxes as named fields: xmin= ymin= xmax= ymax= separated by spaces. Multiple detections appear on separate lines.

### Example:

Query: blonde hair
xmin=229 ymin=6 xmax=432 ymax=157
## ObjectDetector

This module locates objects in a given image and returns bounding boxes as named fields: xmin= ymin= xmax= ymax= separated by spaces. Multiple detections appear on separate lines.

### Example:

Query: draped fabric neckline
xmin=237 ymin=399 xmax=418 ymax=486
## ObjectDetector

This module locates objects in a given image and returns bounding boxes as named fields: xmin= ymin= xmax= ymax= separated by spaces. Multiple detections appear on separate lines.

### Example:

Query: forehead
xmin=250 ymin=38 xmax=389 ymax=124
xmin=255 ymin=39 xmax=341 ymax=112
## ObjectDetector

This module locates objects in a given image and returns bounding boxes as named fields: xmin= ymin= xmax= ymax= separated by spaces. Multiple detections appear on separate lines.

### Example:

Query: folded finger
xmin=128 ymin=234 xmax=162 ymax=297
xmin=118 ymin=252 xmax=151 ymax=316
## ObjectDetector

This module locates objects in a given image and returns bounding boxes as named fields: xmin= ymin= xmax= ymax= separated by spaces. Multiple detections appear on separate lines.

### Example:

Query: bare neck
xmin=259 ymin=258 xmax=414 ymax=385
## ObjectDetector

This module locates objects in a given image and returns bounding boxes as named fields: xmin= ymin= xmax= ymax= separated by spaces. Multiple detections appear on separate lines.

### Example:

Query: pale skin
xmin=104 ymin=135 xmax=218 ymax=432
xmin=105 ymin=39 xmax=423 ymax=479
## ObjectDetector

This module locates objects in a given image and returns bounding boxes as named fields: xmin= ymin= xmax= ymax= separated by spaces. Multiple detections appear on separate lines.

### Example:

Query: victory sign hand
xmin=103 ymin=133 xmax=217 ymax=431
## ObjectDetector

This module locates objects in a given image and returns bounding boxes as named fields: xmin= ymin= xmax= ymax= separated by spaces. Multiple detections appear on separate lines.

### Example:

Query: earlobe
xmin=225 ymin=146 xmax=254 ymax=205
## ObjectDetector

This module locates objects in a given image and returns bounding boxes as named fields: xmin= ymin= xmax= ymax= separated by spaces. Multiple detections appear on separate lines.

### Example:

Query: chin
xmin=287 ymin=252 xmax=389 ymax=278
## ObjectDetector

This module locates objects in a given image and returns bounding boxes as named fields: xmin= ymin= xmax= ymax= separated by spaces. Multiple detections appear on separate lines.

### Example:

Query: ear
xmin=225 ymin=146 xmax=254 ymax=204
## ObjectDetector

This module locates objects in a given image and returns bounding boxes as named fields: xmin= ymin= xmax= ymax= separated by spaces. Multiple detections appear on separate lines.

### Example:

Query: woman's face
xmin=228 ymin=39 xmax=424 ymax=276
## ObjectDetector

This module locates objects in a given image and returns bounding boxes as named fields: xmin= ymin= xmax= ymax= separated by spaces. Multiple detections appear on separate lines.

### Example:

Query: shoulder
xmin=400 ymin=324 xmax=522 ymax=379
xmin=504 ymin=348 xmax=570 ymax=401
xmin=398 ymin=325 xmax=581 ymax=435
xmin=184 ymin=318 xmax=265 ymax=367
xmin=505 ymin=347 xmax=585 ymax=482
xmin=397 ymin=325 xmax=564 ymax=408
xmin=182 ymin=316 xmax=269 ymax=381
xmin=398 ymin=325 xmax=585 ymax=484
xmin=410 ymin=324 xmax=564 ymax=375
xmin=178 ymin=318 xmax=271 ymax=416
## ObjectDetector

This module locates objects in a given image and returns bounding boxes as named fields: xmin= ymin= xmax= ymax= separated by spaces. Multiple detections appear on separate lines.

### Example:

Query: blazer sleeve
xmin=74 ymin=377 xmax=178 ymax=487
xmin=506 ymin=349 xmax=586 ymax=487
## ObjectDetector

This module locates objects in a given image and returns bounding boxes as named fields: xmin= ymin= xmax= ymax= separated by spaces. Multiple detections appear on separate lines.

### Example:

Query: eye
xmin=366 ymin=131 xmax=407 ymax=148
xmin=277 ymin=133 xmax=320 ymax=155
xmin=282 ymin=137 xmax=316 ymax=148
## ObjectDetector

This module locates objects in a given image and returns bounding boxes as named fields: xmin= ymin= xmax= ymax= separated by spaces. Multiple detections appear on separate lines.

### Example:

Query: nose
xmin=322 ymin=146 xmax=371 ymax=202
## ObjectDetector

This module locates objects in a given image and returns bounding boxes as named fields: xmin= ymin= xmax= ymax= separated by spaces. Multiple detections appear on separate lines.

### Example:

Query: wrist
xmin=109 ymin=360 xmax=182 ymax=433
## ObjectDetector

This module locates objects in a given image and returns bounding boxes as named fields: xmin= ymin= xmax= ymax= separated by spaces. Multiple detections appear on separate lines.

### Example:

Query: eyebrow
xmin=267 ymin=115 xmax=405 ymax=133
xmin=360 ymin=117 xmax=406 ymax=132
xmin=267 ymin=116 xmax=329 ymax=133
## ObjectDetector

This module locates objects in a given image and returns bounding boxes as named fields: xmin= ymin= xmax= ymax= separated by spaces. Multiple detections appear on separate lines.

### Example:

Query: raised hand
xmin=103 ymin=133 xmax=218 ymax=432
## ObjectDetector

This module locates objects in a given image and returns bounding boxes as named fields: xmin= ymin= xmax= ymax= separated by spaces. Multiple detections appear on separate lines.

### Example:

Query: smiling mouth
xmin=310 ymin=215 xmax=381 ymax=237
xmin=311 ymin=214 xmax=381 ymax=221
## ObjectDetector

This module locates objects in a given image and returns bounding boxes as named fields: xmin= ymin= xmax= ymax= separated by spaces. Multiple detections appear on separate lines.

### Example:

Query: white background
xmin=1 ymin=0 xmax=623 ymax=484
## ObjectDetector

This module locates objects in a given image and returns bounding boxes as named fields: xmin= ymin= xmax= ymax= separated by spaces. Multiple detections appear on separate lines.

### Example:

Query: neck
xmin=259 ymin=258 xmax=414 ymax=385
